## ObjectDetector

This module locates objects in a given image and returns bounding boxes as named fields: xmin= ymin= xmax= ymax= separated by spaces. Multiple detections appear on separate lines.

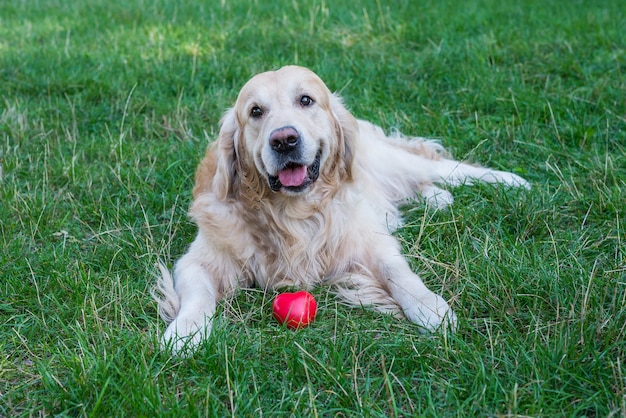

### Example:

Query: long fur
xmin=154 ymin=65 xmax=529 ymax=354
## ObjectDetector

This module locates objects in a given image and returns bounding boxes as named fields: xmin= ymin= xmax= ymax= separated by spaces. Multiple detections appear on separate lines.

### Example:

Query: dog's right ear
xmin=213 ymin=108 xmax=240 ymax=200
xmin=330 ymin=93 xmax=358 ymax=182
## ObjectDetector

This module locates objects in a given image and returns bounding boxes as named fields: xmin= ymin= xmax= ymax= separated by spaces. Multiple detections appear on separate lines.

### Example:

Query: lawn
xmin=1 ymin=0 xmax=625 ymax=415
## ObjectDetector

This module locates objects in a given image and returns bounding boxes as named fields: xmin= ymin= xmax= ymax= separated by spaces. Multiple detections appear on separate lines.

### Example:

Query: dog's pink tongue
xmin=278 ymin=165 xmax=307 ymax=187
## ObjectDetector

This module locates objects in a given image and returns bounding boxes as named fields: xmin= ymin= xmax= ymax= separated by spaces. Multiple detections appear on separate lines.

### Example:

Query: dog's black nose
xmin=269 ymin=126 xmax=300 ymax=153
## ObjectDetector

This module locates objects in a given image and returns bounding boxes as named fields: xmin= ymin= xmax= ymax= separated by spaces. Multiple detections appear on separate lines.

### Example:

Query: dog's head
xmin=213 ymin=66 xmax=358 ymax=201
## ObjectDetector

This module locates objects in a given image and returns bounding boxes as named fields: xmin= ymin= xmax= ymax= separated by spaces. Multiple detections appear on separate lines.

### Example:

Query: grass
xmin=1 ymin=0 xmax=625 ymax=415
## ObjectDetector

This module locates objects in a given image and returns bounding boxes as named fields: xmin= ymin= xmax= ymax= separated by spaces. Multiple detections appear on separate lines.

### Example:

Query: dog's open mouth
xmin=268 ymin=150 xmax=321 ymax=193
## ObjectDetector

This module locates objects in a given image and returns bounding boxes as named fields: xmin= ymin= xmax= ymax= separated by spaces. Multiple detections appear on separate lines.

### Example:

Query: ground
xmin=1 ymin=0 xmax=625 ymax=415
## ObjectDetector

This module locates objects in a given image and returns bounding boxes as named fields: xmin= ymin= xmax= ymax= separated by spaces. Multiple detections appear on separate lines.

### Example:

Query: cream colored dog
xmin=155 ymin=65 xmax=529 ymax=353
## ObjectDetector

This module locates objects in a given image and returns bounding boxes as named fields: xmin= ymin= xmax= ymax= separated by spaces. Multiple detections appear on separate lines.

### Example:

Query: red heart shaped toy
xmin=272 ymin=291 xmax=317 ymax=329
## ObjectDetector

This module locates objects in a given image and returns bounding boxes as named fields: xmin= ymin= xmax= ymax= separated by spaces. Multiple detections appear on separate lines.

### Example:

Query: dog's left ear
xmin=330 ymin=93 xmax=358 ymax=181
xmin=213 ymin=108 xmax=241 ymax=200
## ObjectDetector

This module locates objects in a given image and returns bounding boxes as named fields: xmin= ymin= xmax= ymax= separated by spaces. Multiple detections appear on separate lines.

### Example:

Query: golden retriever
xmin=155 ymin=65 xmax=529 ymax=353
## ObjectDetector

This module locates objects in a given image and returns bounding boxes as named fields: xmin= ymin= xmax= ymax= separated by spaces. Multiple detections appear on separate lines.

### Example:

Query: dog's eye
xmin=299 ymin=95 xmax=314 ymax=107
xmin=250 ymin=106 xmax=264 ymax=118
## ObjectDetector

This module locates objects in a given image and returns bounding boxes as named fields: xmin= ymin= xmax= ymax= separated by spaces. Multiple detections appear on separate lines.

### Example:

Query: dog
xmin=154 ymin=65 xmax=529 ymax=353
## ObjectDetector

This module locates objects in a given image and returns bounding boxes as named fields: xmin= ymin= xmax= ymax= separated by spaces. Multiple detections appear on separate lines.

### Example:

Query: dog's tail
xmin=151 ymin=262 xmax=180 ymax=324
xmin=387 ymin=128 xmax=452 ymax=160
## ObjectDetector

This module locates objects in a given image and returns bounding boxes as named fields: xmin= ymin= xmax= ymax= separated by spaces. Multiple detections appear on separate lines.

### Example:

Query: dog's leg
xmin=430 ymin=158 xmax=530 ymax=189
xmin=156 ymin=235 xmax=238 ymax=354
xmin=420 ymin=184 xmax=454 ymax=209
xmin=329 ymin=234 xmax=456 ymax=332
xmin=378 ymin=239 xmax=457 ymax=332
xmin=387 ymin=267 xmax=457 ymax=332
xmin=161 ymin=257 xmax=217 ymax=354
xmin=356 ymin=125 xmax=529 ymax=209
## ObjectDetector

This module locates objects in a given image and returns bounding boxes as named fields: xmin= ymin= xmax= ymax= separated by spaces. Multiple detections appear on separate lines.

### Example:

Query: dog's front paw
xmin=162 ymin=316 xmax=213 ymax=355
xmin=404 ymin=292 xmax=457 ymax=333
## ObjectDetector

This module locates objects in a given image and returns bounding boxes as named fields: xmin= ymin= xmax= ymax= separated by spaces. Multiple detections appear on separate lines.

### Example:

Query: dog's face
xmin=214 ymin=66 xmax=356 ymax=199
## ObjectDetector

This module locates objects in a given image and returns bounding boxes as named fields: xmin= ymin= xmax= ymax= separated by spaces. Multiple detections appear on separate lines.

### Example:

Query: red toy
xmin=272 ymin=291 xmax=317 ymax=329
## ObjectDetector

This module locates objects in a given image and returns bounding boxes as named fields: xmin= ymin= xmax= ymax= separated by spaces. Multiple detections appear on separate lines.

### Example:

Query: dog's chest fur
xmin=191 ymin=179 xmax=388 ymax=292
xmin=240 ymin=196 xmax=352 ymax=289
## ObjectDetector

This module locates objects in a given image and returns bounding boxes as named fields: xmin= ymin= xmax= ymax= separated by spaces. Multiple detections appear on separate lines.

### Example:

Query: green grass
xmin=1 ymin=0 xmax=625 ymax=415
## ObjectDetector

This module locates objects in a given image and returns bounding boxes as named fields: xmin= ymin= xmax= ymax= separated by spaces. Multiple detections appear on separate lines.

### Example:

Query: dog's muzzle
xmin=268 ymin=150 xmax=321 ymax=193
xmin=265 ymin=126 xmax=321 ymax=193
